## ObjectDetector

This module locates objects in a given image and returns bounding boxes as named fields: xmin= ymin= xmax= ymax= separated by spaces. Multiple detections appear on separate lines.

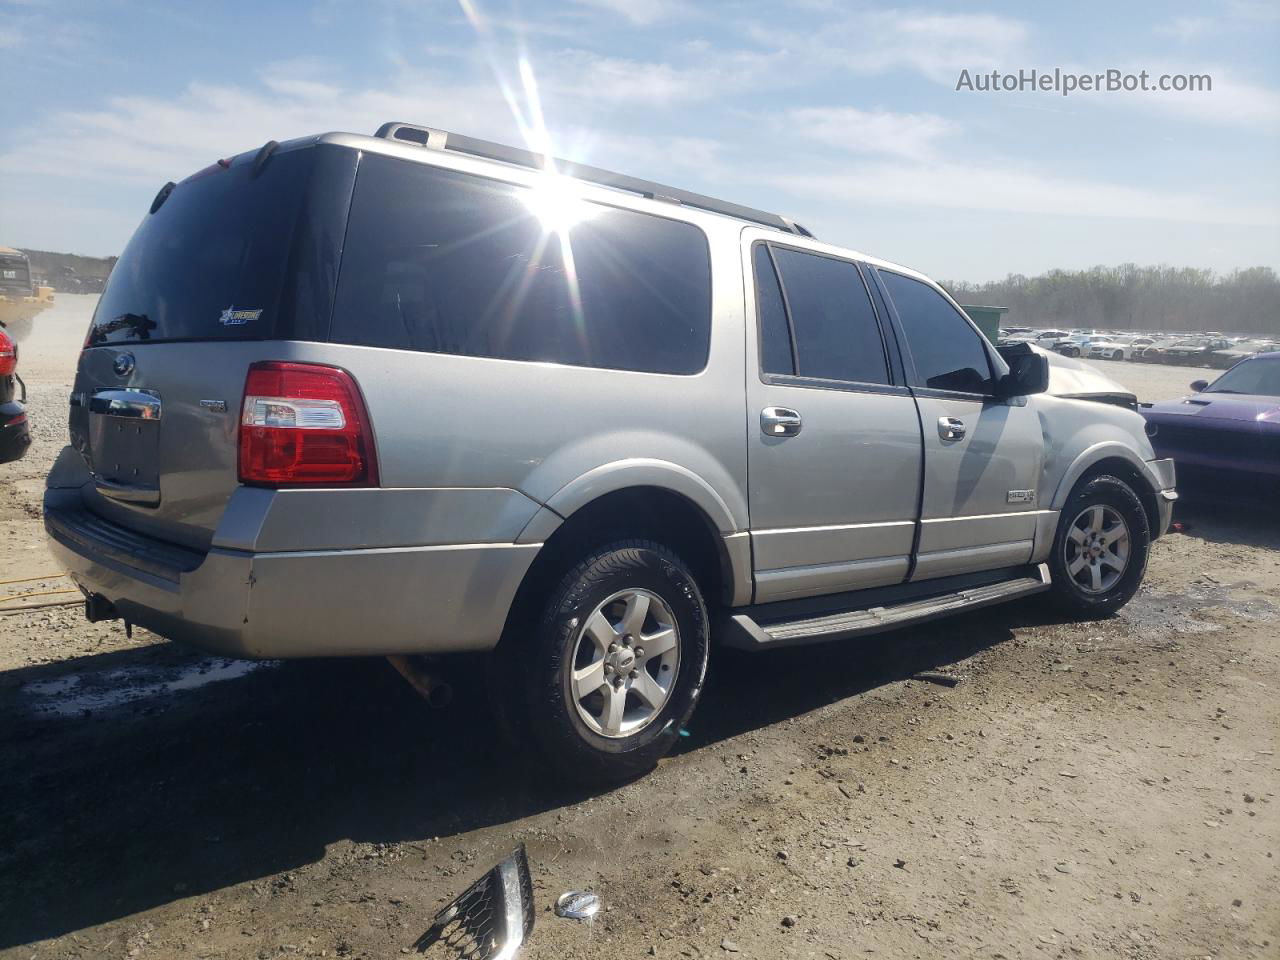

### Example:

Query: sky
xmin=1 ymin=0 xmax=1278 ymax=283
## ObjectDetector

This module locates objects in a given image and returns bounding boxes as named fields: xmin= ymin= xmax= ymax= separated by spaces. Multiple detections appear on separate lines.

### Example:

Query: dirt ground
xmin=1 ymin=297 xmax=1276 ymax=960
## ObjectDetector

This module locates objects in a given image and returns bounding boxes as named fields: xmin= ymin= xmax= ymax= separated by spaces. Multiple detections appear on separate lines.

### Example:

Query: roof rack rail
xmin=373 ymin=122 xmax=815 ymax=238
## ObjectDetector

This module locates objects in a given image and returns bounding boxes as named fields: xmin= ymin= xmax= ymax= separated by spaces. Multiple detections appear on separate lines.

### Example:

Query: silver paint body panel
xmin=45 ymin=130 xmax=1173 ymax=658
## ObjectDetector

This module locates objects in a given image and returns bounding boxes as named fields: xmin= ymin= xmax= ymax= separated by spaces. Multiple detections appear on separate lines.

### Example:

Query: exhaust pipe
xmin=386 ymin=655 xmax=454 ymax=709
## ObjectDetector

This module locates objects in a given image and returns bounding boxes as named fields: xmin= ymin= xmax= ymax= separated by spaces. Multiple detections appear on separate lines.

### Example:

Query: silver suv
xmin=45 ymin=123 xmax=1176 ymax=784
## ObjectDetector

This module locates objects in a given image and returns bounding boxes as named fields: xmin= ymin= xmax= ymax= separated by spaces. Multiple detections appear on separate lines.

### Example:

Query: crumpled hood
xmin=1146 ymin=393 xmax=1280 ymax=425
xmin=1032 ymin=345 xmax=1136 ymax=403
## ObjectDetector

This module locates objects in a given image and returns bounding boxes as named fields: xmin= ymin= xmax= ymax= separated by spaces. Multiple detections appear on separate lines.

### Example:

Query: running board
xmin=722 ymin=564 xmax=1051 ymax=650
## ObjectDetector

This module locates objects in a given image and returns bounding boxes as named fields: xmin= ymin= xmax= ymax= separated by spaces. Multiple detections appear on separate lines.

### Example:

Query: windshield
xmin=88 ymin=148 xmax=315 ymax=345
xmin=1205 ymin=356 xmax=1280 ymax=397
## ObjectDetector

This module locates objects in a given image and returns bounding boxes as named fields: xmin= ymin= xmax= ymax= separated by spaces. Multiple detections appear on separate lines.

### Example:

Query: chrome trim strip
xmin=88 ymin=388 xmax=162 ymax=420
xmin=493 ymin=856 xmax=526 ymax=960
xmin=920 ymin=509 xmax=1054 ymax=524
xmin=755 ymin=519 xmax=914 ymax=535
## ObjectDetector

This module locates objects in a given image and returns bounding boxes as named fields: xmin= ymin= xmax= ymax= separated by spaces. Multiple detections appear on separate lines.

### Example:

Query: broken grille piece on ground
xmin=415 ymin=845 xmax=534 ymax=959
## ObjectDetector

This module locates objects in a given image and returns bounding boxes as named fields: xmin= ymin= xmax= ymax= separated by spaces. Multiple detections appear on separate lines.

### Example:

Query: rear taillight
xmin=238 ymin=361 xmax=378 ymax=487
xmin=0 ymin=329 xmax=16 ymax=376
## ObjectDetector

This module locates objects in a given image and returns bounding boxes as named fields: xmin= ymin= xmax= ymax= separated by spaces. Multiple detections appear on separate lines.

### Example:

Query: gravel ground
xmin=1 ymin=297 xmax=1277 ymax=960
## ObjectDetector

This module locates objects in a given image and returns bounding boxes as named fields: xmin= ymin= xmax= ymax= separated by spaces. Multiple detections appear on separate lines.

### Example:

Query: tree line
xmin=945 ymin=265 xmax=1280 ymax=336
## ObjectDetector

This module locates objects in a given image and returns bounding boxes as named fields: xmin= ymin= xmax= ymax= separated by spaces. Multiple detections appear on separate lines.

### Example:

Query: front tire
xmin=501 ymin=540 xmax=710 ymax=787
xmin=1048 ymin=475 xmax=1150 ymax=619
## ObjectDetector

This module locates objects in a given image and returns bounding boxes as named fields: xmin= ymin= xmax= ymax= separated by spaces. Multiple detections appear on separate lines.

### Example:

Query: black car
xmin=0 ymin=325 xmax=30 ymax=463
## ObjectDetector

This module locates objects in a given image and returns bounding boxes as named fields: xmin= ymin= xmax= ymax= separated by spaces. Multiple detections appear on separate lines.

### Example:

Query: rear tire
xmin=1048 ymin=475 xmax=1150 ymax=619
xmin=494 ymin=540 xmax=710 ymax=787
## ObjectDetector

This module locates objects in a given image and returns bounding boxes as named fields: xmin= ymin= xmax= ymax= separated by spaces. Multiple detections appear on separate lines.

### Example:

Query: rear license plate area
xmin=88 ymin=414 xmax=161 ymax=488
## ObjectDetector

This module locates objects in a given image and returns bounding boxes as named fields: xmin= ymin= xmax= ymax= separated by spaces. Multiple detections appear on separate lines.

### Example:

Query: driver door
xmin=874 ymin=269 xmax=1046 ymax=581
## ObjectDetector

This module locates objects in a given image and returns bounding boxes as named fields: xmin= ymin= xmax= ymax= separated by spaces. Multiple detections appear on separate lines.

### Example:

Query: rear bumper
xmin=0 ymin=400 xmax=30 ymax=464
xmin=44 ymin=487 xmax=540 ymax=658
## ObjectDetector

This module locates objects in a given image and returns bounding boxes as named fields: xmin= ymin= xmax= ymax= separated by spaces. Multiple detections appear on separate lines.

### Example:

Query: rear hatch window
xmin=88 ymin=147 xmax=327 ymax=345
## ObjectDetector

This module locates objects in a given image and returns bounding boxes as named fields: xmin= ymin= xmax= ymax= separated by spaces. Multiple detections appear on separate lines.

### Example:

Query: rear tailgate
xmin=69 ymin=141 xmax=357 ymax=551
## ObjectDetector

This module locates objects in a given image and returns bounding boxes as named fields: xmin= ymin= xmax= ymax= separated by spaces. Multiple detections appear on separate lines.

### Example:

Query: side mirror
xmin=1190 ymin=379 xmax=1208 ymax=392
xmin=996 ymin=348 xmax=1050 ymax=399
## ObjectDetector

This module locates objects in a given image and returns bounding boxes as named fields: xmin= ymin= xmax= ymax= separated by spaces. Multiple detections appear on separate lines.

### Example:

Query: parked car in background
xmin=1209 ymin=339 xmax=1277 ymax=369
xmin=1052 ymin=334 xmax=1106 ymax=358
xmin=1132 ymin=337 xmax=1180 ymax=362
xmin=0 ymin=324 xmax=30 ymax=463
xmin=1162 ymin=338 xmax=1231 ymax=365
xmin=1086 ymin=338 xmax=1128 ymax=361
xmin=1033 ymin=329 xmax=1071 ymax=343
xmin=1088 ymin=337 xmax=1155 ymax=362
xmin=1142 ymin=352 xmax=1280 ymax=500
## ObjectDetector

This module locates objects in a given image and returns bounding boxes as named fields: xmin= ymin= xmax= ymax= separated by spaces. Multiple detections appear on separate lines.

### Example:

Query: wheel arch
xmin=1052 ymin=447 xmax=1159 ymax=534
xmin=502 ymin=479 xmax=749 ymax=646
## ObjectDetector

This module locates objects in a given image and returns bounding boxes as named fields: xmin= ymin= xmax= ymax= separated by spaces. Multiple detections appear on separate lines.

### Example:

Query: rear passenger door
xmin=874 ymin=269 xmax=1045 ymax=581
xmin=744 ymin=234 xmax=923 ymax=603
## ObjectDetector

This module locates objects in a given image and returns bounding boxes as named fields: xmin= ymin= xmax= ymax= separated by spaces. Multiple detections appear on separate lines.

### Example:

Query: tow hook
xmin=386 ymin=655 xmax=454 ymax=708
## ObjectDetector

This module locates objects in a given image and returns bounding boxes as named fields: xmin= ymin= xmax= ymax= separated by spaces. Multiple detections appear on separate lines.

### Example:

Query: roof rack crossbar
xmin=373 ymin=121 xmax=814 ymax=238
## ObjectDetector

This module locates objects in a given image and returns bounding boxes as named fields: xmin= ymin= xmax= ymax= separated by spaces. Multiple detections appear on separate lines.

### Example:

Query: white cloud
xmin=787 ymin=106 xmax=957 ymax=161
xmin=1226 ymin=1 xmax=1280 ymax=22
xmin=570 ymin=0 xmax=682 ymax=26
xmin=0 ymin=54 xmax=731 ymax=200
xmin=754 ymin=9 xmax=1031 ymax=84
xmin=1141 ymin=69 xmax=1280 ymax=129
xmin=1056 ymin=63 xmax=1280 ymax=131
xmin=0 ymin=66 xmax=514 ymax=186
xmin=539 ymin=45 xmax=785 ymax=104
xmin=1156 ymin=16 xmax=1211 ymax=42
xmin=773 ymin=160 xmax=1276 ymax=227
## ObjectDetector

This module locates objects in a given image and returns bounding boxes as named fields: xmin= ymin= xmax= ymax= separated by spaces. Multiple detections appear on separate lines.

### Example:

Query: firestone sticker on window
xmin=219 ymin=305 xmax=263 ymax=326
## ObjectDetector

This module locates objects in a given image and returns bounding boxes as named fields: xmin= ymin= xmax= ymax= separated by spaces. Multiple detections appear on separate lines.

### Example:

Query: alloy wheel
xmin=569 ymin=589 xmax=680 ymax=738
xmin=1064 ymin=504 xmax=1130 ymax=594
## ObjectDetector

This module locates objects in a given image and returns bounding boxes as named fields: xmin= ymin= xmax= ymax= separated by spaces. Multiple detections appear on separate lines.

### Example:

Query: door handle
xmin=761 ymin=407 xmax=802 ymax=438
xmin=938 ymin=416 xmax=966 ymax=441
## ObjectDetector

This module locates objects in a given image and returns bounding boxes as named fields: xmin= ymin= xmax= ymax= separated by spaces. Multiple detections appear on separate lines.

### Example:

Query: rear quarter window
xmin=330 ymin=154 xmax=713 ymax=375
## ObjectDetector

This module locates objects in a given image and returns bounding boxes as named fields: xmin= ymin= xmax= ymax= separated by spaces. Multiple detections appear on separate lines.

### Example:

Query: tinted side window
xmin=331 ymin=154 xmax=712 ymax=375
xmin=880 ymin=271 xmax=994 ymax=394
xmin=753 ymin=244 xmax=793 ymax=375
xmin=770 ymin=247 xmax=889 ymax=384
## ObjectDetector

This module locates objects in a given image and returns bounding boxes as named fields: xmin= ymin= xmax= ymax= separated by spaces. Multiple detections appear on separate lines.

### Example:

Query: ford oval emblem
xmin=113 ymin=353 xmax=136 ymax=377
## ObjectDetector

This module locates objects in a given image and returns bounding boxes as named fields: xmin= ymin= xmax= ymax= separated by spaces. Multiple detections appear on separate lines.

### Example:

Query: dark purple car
xmin=1141 ymin=352 xmax=1280 ymax=498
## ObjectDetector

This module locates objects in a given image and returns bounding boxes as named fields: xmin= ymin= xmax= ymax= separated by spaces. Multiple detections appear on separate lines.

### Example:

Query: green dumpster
xmin=960 ymin=304 xmax=1008 ymax=344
